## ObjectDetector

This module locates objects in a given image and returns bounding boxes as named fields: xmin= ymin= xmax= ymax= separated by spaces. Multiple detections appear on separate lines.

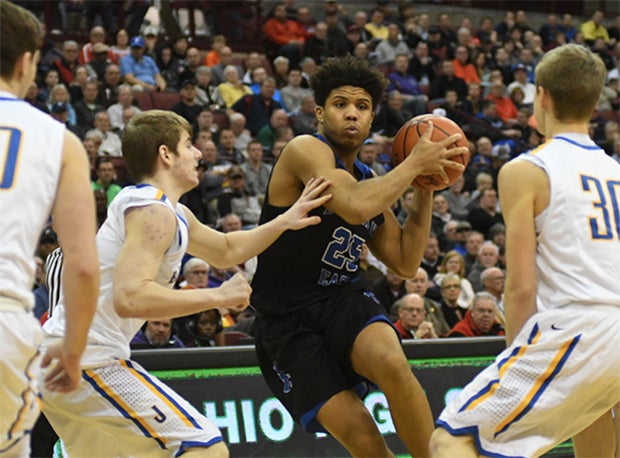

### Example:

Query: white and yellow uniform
xmin=437 ymin=133 xmax=620 ymax=457
xmin=0 ymin=91 xmax=64 ymax=455
xmin=42 ymin=185 xmax=223 ymax=457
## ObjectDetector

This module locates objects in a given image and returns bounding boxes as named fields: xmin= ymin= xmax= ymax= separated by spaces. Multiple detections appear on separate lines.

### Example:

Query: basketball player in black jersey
xmin=251 ymin=56 xmax=467 ymax=457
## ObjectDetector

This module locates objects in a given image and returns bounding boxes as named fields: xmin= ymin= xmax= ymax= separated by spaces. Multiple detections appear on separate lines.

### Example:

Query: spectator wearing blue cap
xmin=119 ymin=36 xmax=166 ymax=92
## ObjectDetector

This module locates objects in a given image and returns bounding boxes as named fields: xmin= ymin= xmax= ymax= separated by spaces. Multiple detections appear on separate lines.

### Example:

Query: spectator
xmin=371 ymin=95 xmax=406 ymax=138
xmin=480 ymin=266 xmax=506 ymax=324
xmin=49 ymin=102 xmax=81 ymax=137
xmin=387 ymin=54 xmax=427 ymax=117
xmin=78 ymin=26 xmax=118 ymax=66
xmin=241 ymin=51 xmax=264 ymax=85
xmin=299 ymin=56 xmax=316 ymax=89
xmin=392 ymin=294 xmax=438 ymax=339
xmin=431 ymin=194 xmax=453 ymax=250
xmin=344 ymin=24 xmax=364 ymax=55
xmin=473 ymin=100 xmax=522 ymax=141
xmin=249 ymin=67 xmax=284 ymax=107
xmin=25 ymin=82 xmax=49 ymax=114
xmin=74 ymin=81 xmax=104 ymax=137
xmin=155 ymin=44 xmax=182 ymax=91
xmin=463 ymin=230 xmax=484 ymax=276
xmin=217 ymin=166 xmax=262 ymax=228
xmin=506 ymin=64 xmax=536 ymax=107
xmin=371 ymin=268 xmax=407 ymax=315
xmin=67 ymin=65 xmax=91 ymax=104
xmin=446 ymin=292 xmax=505 ymax=337
xmin=171 ymin=79 xmax=203 ymax=130
xmin=387 ymin=89 xmax=414 ymax=123
xmin=91 ymin=157 xmax=122 ymax=207
xmin=364 ymin=7 xmax=389 ymax=41
xmin=452 ymin=45 xmax=480 ymax=84
xmin=581 ymin=10 xmax=610 ymax=45
xmin=107 ymin=84 xmax=141 ymax=132
xmin=394 ymin=186 xmax=414 ymax=225
xmin=375 ymin=23 xmax=412 ymax=67
xmin=182 ymin=310 xmax=224 ymax=347
xmin=429 ymin=59 xmax=468 ymax=102
xmin=52 ymin=40 xmax=80 ymax=86
xmin=410 ymin=42 xmax=437 ymax=88
xmin=291 ymin=94 xmax=317 ymax=135
xmin=218 ymin=64 xmax=253 ymax=108
xmin=241 ymin=140 xmax=272 ymax=199
xmin=420 ymin=233 xmax=442 ymax=280
xmin=262 ymin=3 xmax=308 ymax=69
xmin=232 ymin=77 xmax=283 ymax=136
xmin=229 ymin=113 xmax=252 ymax=154
xmin=97 ymin=64 xmax=122 ymax=108
xmin=88 ymin=111 xmax=122 ymax=156
xmin=216 ymin=128 xmax=245 ymax=165
xmin=120 ymin=36 xmax=166 ymax=92
xmin=87 ymin=42 xmax=112 ymax=82
xmin=272 ymin=56 xmax=291 ymax=89
xmin=48 ymin=83 xmax=77 ymax=128
xmin=441 ymin=175 xmax=471 ymax=221
xmin=302 ymin=21 xmax=329 ymax=65
xmin=358 ymin=138 xmax=387 ymax=176
xmin=280 ymin=68 xmax=313 ymax=114
xmin=195 ymin=66 xmax=224 ymax=110
xmin=485 ymin=80 xmax=518 ymax=125
xmin=257 ymin=108 xmax=289 ymax=152
xmin=405 ymin=268 xmax=451 ymax=337
xmin=180 ymin=47 xmax=203 ymax=86
xmin=210 ymin=46 xmax=241 ymax=86
xmin=110 ymin=28 xmax=130 ymax=62
xmin=467 ymin=240 xmax=501 ymax=292
xmin=467 ymin=187 xmax=504 ymax=240
xmin=37 ymin=69 xmax=60 ymax=106
xmin=438 ymin=273 xmax=465 ymax=329
xmin=434 ymin=250 xmax=475 ymax=309
xmin=142 ymin=26 xmax=159 ymax=61
xmin=204 ymin=35 xmax=227 ymax=67
xmin=130 ymin=320 xmax=185 ymax=349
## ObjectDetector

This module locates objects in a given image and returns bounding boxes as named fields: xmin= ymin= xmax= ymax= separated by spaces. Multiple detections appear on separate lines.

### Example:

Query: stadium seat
xmin=132 ymin=91 xmax=153 ymax=111
xmin=151 ymin=92 xmax=181 ymax=111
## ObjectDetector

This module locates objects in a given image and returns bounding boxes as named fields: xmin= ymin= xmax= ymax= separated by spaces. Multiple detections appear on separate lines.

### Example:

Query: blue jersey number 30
xmin=582 ymin=175 xmax=620 ymax=240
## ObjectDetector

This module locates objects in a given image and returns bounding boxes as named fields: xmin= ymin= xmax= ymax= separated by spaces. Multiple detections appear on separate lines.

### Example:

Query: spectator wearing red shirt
xmin=262 ymin=3 xmax=309 ymax=69
xmin=485 ymin=79 xmax=518 ymax=124
xmin=446 ymin=292 xmax=505 ymax=337
xmin=78 ymin=26 xmax=118 ymax=66
xmin=452 ymin=45 xmax=480 ymax=84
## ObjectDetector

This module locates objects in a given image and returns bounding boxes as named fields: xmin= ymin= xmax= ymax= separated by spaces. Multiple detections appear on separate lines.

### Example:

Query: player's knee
xmin=372 ymin=352 xmax=412 ymax=386
xmin=180 ymin=441 xmax=229 ymax=458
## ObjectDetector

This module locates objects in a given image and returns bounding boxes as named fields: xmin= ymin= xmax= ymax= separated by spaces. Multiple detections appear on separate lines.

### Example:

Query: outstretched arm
xmin=186 ymin=176 xmax=332 ymax=268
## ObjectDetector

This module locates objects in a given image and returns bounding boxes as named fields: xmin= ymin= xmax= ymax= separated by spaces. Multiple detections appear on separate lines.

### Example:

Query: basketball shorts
xmin=41 ymin=359 xmax=223 ymax=457
xmin=437 ymin=304 xmax=620 ymax=457
xmin=254 ymin=288 xmax=395 ymax=433
xmin=0 ymin=302 xmax=43 ymax=456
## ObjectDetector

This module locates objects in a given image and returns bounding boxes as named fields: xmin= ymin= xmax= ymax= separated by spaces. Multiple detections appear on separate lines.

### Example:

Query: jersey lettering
xmin=581 ymin=175 xmax=620 ymax=240
xmin=0 ymin=127 xmax=22 ymax=189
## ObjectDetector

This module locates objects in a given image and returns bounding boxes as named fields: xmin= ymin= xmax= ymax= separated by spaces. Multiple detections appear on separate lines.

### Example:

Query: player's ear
xmin=315 ymin=105 xmax=324 ymax=124
xmin=158 ymin=144 xmax=172 ymax=162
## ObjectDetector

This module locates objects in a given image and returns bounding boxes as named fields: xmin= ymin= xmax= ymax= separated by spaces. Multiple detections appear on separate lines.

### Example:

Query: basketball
xmin=391 ymin=114 xmax=470 ymax=191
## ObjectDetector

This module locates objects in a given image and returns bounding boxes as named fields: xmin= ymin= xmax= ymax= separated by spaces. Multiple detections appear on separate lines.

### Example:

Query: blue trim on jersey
xmin=175 ymin=438 xmax=223 ymax=457
xmin=435 ymin=420 xmax=525 ymax=458
xmin=314 ymin=133 xmax=374 ymax=180
xmin=493 ymin=334 xmax=581 ymax=438
xmin=125 ymin=360 xmax=203 ymax=429
xmin=554 ymin=136 xmax=601 ymax=150
xmin=82 ymin=370 xmax=167 ymax=450
xmin=300 ymin=399 xmax=329 ymax=432
xmin=0 ymin=97 xmax=21 ymax=102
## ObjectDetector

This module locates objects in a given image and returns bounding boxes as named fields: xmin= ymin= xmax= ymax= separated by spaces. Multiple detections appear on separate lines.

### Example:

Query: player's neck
xmin=139 ymin=175 xmax=183 ymax=206
xmin=0 ymin=79 xmax=21 ymax=97
xmin=544 ymin=120 xmax=589 ymax=139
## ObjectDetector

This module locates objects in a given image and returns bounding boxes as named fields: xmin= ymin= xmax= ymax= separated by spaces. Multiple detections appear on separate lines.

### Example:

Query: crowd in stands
xmin=24 ymin=0 xmax=620 ymax=346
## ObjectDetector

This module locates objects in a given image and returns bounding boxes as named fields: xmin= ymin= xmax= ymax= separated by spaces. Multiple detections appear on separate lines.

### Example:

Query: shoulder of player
xmin=283 ymin=134 xmax=334 ymax=161
xmin=124 ymin=202 xmax=178 ymax=242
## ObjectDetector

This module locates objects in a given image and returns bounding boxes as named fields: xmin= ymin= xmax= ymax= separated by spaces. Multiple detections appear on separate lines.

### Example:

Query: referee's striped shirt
xmin=45 ymin=247 xmax=63 ymax=318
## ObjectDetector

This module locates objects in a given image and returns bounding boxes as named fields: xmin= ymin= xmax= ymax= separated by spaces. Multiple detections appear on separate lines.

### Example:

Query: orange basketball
xmin=391 ymin=114 xmax=469 ymax=191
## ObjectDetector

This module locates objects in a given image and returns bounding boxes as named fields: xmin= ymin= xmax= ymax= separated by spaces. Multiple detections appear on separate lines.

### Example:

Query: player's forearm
xmin=113 ymin=281 xmax=238 ymax=319
xmin=60 ymin=262 xmax=99 ymax=357
xmin=213 ymin=214 xmax=289 ymax=268
xmin=504 ymin=281 xmax=537 ymax=345
xmin=398 ymin=189 xmax=434 ymax=273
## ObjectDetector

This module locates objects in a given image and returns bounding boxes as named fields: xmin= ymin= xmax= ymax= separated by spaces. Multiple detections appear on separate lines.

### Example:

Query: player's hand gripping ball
xmin=391 ymin=114 xmax=470 ymax=191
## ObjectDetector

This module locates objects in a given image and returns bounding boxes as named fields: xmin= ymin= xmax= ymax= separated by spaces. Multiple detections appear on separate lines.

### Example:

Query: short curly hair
xmin=310 ymin=56 xmax=387 ymax=108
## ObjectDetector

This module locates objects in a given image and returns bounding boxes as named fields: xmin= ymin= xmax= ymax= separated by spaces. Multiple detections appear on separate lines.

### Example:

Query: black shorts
xmin=254 ymin=288 xmax=396 ymax=433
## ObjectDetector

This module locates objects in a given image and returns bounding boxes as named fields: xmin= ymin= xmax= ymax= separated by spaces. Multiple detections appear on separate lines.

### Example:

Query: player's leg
xmin=350 ymin=322 xmax=434 ymax=458
xmin=315 ymin=389 xmax=393 ymax=457
xmin=572 ymin=410 xmax=615 ymax=458
xmin=429 ymin=428 xmax=478 ymax=457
